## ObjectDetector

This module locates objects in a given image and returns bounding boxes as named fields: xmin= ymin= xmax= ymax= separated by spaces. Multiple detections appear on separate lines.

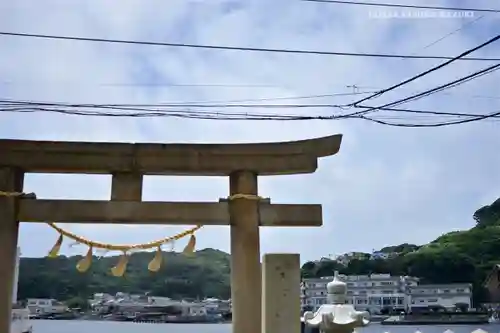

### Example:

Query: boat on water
xmin=381 ymin=312 xmax=490 ymax=325
xmin=488 ymin=312 xmax=500 ymax=323
xmin=11 ymin=247 xmax=33 ymax=333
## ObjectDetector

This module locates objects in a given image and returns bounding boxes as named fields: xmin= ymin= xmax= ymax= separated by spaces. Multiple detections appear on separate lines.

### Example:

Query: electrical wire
xmin=0 ymin=87 xmax=376 ymax=105
xmin=138 ymin=91 xmax=377 ymax=105
xmin=355 ymin=62 xmax=500 ymax=115
xmin=4 ymin=78 xmax=500 ymax=102
xmin=360 ymin=109 xmax=500 ymax=127
xmin=2 ymin=100 xmax=499 ymax=125
xmin=0 ymin=99 xmax=491 ymax=112
xmin=4 ymin=104 xmax=500 ymax=128
xmin=1 ymin=98 xmax=498 ymax=118
xmin=7 ymin=105 xmax=498 ymax=119
xmin=302 ymin=0 xmax=500 ymax=13
xmin=0 ymin=81 xmax=279 ymax=88
xmin=410 ymin=15 xmax=486 ymax=53
xmin=1 ymin=31 xmax=500 ymax=61
xmin=348 ymin=33 xmax=500 ymax=108
xmin=343 ymin=14 xmax=487 ymax=106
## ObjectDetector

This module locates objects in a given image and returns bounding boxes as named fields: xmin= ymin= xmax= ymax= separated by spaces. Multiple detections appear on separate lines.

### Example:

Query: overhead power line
xmin=302 ymin=0 xmax=500 ymax=13
xmin=2 ymin=104 xmax=499 ymax=127
xmin=2 ymin=103 xmax=497 ymax=119
xmin=355 ymin=62 xmax=500 ymax=115
xmin=348 ymin=33 xmax=500 ymax=108
xmin=0 ymin=80 xmax=279 ymax=88
xmin=360 ymin=110 xmax=500 ymax=128
xmin=340 ymin=16 xmax=487 ymax=108
xmin=3 ymin=79 xmax=500 ymax=102
xmin=411 ymin=15 xmax=486 ymax=53
xmin=363 ymin=64 xmax=500 ymax=114
xmin=0 ymin=89 xmax=376 ymax=106
xmin=1 ymin=31 xmax=499 ymax=61
xmin=1 ymin=97 xmax=498 ymax=118
xmin=364 ymin=106 xmax=500 ymax=119
xmin=2 ymin=98 xmax=500 ymax=127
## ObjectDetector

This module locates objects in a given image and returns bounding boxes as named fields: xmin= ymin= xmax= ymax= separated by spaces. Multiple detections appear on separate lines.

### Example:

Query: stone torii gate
xmin=0 ymin=134 xmax=342 ymax=333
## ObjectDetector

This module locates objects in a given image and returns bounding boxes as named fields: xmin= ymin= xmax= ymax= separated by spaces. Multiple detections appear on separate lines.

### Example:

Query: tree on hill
xmin=66 ymin=296 xmax=89 ymax=310
xmin=402 ymin=248 xmax=476 ymax=284
xmin=380 ymin=243 xmax=420 ymax=254
xmin=301 ymin=259 xmax=344 ymax=278
xmin=473 ymin=198 xmax=500 ymax=227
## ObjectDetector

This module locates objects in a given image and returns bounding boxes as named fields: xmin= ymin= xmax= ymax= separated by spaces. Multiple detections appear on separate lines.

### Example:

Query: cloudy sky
xmin=1 ymin=0 xmax=499 ymax=262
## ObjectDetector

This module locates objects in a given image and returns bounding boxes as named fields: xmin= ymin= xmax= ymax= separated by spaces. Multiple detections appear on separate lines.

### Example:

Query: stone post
xmin=262 ymin=253 xmax=301 ymax=333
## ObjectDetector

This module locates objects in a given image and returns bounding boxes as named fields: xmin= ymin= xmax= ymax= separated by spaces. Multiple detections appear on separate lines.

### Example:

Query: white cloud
xmin=1 ymin=0 xmax=499 ymax=262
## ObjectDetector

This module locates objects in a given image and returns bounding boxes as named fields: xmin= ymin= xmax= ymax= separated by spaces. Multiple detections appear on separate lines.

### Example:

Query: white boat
xmin=11 ymin=247 xmax=32 ymax=333
xmin=489 ymin=313 xmax=500 ymax=323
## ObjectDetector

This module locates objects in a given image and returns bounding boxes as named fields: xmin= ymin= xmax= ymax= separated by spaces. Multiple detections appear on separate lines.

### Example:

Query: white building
xmin=408 ymin=283 xmax=472 ymax=310
xmin=185 ymin=302 xmax=208 ymax=316
xmin=148 ymin=296 xmax=175 ymax=306
xmin=302 ymin=274 xmax=417 ymax=313
xmin=26 ymin=298 xmax=68 ymax=315
xmin=301 ymin=274 xmax=471 ymax=313
xmin=369 ymin=252 xmax=390 ymax=260
xmin=201 ymin=298 xmax=231 ymax=314
xmin=88 ymin=293 xmax=114 ymax=308
xmin=334 ymin=252 xmax=368 ymax=266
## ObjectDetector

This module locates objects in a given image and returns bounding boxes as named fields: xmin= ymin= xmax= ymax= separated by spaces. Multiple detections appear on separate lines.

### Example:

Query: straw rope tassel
xmin=0 ymin=191 xmax=36 ymax=198
xmin=111 ymin=252 xmax=129 ymax=277
xmin=76 ymin=247 xmax=93 ymax=273
xmin=41 ymin=218 xmax=204 ymax=276
xmin=48 ymin=233 xmax=63 ymax=258
xmin=183 ymin=234 xmax=197 ymax=256
xmin=148 ymin=246 xmax=163 ymax=272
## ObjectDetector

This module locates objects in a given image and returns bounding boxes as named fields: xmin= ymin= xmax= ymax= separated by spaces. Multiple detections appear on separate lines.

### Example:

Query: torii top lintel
xmin=0 ymin=134 xmax=342 ymax=176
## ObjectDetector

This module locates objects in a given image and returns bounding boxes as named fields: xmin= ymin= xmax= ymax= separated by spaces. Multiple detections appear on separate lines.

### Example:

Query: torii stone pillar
xmin=0 ymin=168 xmax=23 ymax=333
xmin=0 ymin=134 xmax=342 ymax=333
xmin=230 ymin=170 xmax=262 ymax=330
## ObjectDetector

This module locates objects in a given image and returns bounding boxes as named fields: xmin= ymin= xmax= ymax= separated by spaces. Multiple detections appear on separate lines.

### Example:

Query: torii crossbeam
xmin=0 ymin=134 xmax=342 ymax=333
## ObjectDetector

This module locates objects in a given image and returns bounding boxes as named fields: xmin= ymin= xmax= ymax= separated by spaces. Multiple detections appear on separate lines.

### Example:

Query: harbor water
xmin=34 ymin=320 xmax=497 ymax=333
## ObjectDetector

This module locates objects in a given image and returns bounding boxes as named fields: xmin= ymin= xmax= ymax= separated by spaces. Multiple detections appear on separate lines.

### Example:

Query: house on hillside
xmin=483 ymin=264 xmax=500 ymax=303
xmin=370 ymin=251 xmax=393 ymax=260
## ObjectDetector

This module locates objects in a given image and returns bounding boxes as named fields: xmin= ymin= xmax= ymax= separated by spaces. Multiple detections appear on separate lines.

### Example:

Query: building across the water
xmin=88 ymin=292 xmax=231 ymax=320
xmin=408 ymin=283 xmax=472 ymax=310
xmin=301 ymin=273 xmax=472 ymax=313
xmin=333 ymin=252 xmax=369 ymax=266
xmin=26 ymin=298 xmax=68 ymax=315
xmin=201 ymin=298 xmax=231 ymax=315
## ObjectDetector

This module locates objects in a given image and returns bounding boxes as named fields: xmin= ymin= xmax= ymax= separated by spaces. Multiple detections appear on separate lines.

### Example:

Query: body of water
xmin=33 ymin=320 xmax=497 ymax=333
